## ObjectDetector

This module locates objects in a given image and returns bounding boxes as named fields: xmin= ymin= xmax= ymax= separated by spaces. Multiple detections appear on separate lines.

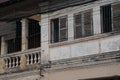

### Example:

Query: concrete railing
xmin=4 ymin=56 xmax=21 ymax=69
xmin=25 ymin=48 xmax=41 ymax=65
xmin=2 ymin=47 xmax=41 ymax=72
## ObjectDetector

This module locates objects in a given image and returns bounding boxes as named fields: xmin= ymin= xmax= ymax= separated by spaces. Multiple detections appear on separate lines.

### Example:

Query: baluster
xmin=26 ymin=55 xmax=29 ymax=65
xmin=34 ymin=53 xmax=37 ymax=64
xmin=9 ymin=58 xmax=11 ymax=68
xmin=19 ymin=56 xmax=21 ymax=66
xmin=4 ymin=59 xmax=7 ymax=68
xmin=33 ymin=54 xmax=35 ymax=64
xmin=31 ymin=54 xmax=33 ymax=65
xmin=14 ymin=57 xmax=17 ymax=67
xmin=29 ymin=54 xmax=31 ymax=65
xmin=18 ymin=56 xmax=20 ymax=66
xmin=38 ymin=52 xmax=40 ymax=63
xmin=7 ymin=58 xmax=10 ymax=68
xmin=16 ymin=57 xmax=18 ymax=67
xmin=12 ymin=57 xmax=15 ymax=68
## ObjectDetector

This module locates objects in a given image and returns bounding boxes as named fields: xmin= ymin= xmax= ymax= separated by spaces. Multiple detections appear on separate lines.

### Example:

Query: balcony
xmin=1 ymin=47 xmax=41 ymax=73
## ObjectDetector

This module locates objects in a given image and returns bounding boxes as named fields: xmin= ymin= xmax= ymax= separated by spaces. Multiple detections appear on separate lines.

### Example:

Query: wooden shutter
xmin=84 ymin=10 xmax=93 ymax=37
xmin=0 ymin=22 xmax=16 ymax=40
xmin=112 ymin=3 xmax=120 ymax=31
xmin=74 ymin=13 xmax=82 ymax=38
xmin=59 ymin=16 xmax=67 ymax=41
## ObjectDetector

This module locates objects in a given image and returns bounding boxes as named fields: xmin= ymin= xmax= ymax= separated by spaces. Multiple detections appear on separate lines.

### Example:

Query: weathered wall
xmin=0 ymin=58 xmax=5 ymax=73
xmin=50 ymin=35 xmax=120 ymax=60
xmin=45 ymin=62 xmax=120 ymax=80
xmin=0 ymin=74 xmax=40 ymax=80
xmin=47 ymin=0 xmax=120 ymax=60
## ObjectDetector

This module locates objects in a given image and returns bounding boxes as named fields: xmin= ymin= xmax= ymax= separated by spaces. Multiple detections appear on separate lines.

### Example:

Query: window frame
xmin=51 ymin=15 xmax=68 ymax=43
xmin=101 ymin=2 xmax=120 ymax=33
xmin=74 ymin=9 xmax=93 ymax=39
xmin=27 ymin=19 xmax=41 ymax=49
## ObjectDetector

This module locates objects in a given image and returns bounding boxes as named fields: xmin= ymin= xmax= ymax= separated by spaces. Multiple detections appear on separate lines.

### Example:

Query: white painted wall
xmin=50 ymin=40 xmax=99 ymax=60
xmin=50 ymin=35 xmax=120 ymax=60
xmin=101 ymin=35 xmax=120 ymax=53
xmin=40 ymin=0 xmax=120 ymax=61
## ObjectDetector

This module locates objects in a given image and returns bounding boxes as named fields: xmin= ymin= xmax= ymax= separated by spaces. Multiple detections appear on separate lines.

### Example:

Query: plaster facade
xmin=0 ymin=0 xmax=120 ymax=80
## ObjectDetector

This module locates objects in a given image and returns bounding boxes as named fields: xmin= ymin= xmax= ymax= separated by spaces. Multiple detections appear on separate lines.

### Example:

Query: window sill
xmin=49 ymin=31 xmax=120 ymax=48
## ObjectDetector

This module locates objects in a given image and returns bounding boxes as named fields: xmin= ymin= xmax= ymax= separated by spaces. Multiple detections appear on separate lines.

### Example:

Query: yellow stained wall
xmin=0 ymin=58 xmax=5 ymax=73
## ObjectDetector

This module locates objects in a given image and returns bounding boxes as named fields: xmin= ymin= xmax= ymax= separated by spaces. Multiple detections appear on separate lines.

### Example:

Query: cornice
xmin=48 ymin=50 xmax=120 ymax=72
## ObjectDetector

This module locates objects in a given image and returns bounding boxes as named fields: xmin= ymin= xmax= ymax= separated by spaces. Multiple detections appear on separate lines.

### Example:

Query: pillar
xmin=40 ymin=13 xmax=49 ymax=64
xmin=1 ymin=37 xmax=6 ymax=56
xmin=21 ymin=19 xmax=28 ymax=51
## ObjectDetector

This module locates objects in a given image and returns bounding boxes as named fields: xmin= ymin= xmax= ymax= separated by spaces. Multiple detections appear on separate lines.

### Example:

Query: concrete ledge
xmin=50 ymin=50 xmax=120 ymax=71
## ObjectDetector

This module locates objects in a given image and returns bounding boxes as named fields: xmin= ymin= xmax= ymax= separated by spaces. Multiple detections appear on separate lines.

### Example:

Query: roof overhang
xmin=0 ymin=0 xmax=9 ymax=4
xmin=0 ymin=0 xmax=97 ymax=21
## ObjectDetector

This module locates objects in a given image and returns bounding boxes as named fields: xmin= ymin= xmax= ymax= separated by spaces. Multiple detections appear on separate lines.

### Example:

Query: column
xmin=68 ymin=13 xmax=74 ymax=41
xmin=21 ymin=19 xmax=28 ymax=51
xmin=93 ymin=6 xmax=101 ymax=34
xmin=41 ymin=13 xmax=49 ymax=65
xmin=1 ymin=37 xmax=6 ymax=56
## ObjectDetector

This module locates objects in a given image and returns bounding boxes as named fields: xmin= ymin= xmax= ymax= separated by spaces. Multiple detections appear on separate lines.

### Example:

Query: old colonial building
xmin=0 ymin=0 xmax=120 ymax=80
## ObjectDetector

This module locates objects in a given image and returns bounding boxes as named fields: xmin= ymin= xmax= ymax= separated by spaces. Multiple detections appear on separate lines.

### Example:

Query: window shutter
xmin=74 ymin=14 xmax=82 ymax=38
xmin=84 ymin=10 xmax=93 ymax=37
xmin=1 ymin=22 xmax=16 ymax=40
xmin=112 ymin=3 xmax=120 ymax=31
xmin=59 ymin=17 xmax=67 ymax=41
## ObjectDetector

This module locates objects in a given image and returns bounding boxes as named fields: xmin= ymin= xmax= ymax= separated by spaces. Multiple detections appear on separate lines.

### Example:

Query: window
xmin=101 ymin=3 xmax=120 ymax=33
xmin=51 ymin=16 xmax=68 ymax=43
xmin=28 ymin=19 xmax=41 ymax=49
xmin=7 ymin=20 xmax=22 ymax=53
xmin=74 ymin=10 xmax=93 ymax=39
xmin=101 ymin=5 xmax=112 ymax=33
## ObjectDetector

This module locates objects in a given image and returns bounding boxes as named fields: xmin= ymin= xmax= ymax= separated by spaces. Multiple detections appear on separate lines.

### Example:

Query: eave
xmin=0 ymin=0 xmax=97 ymax=22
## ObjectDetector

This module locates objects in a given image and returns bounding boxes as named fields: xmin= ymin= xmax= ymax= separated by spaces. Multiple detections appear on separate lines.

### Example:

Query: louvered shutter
xmin=0 ymin=22 xmax=16 ymax=40
xmin=59 ymin=16 xmax=68 ymax=41
xmin=84 ymin=10 xmax=93 ymax=37
xmin=74 ymin=13 xmax=82 ymax=38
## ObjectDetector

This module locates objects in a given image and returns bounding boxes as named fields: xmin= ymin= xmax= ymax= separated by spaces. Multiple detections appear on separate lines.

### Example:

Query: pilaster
xmin=21 ymin=19 xmax=28 ymax=51
xmin=40 ymin=13 xmax=49 ymax=64
xmin=93 ymin=6 xmax=101 ymax=34
xmin=68 ymin=13 xmax=74 ymax=41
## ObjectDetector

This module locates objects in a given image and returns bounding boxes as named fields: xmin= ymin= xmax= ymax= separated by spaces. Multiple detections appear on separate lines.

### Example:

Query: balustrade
xmin=4 ymin=56 xmax=21 ymax=68
xmin=3 ymin=48 xmax=41 ymax=70
xmin=26 ymin=52 xmax=40 ymax=65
